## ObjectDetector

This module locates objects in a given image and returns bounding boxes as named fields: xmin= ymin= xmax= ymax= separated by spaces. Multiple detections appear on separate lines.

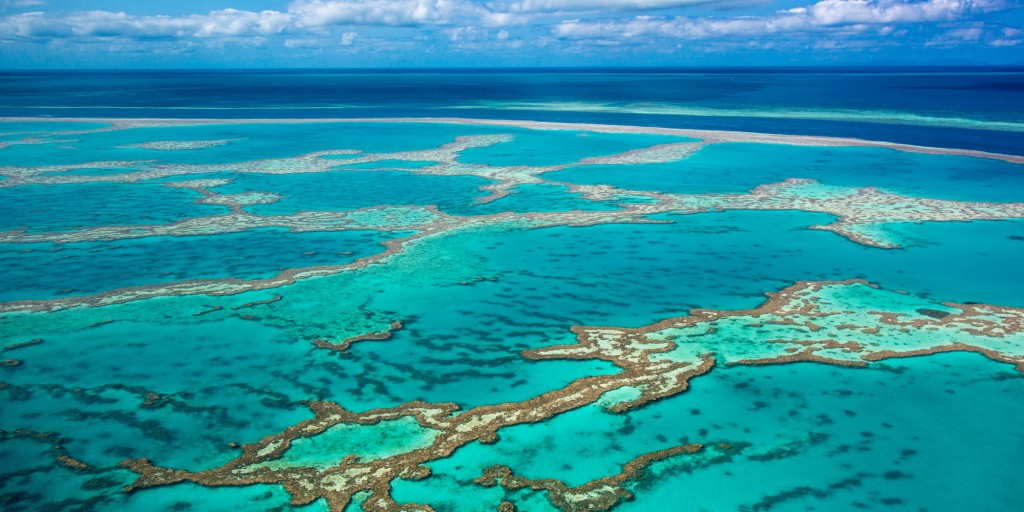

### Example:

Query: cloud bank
xmin=0 ymin=0 xmax=1019 ymax=65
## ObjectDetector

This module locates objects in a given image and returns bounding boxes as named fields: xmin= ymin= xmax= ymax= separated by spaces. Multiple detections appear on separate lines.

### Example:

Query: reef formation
xmin=1 ymin=120 xmax=1023 ymax=313
xmin=1 ymin=118 xmax=1023 ymax=511
xmin=117 ymin=280 xmax=1024 ymax=511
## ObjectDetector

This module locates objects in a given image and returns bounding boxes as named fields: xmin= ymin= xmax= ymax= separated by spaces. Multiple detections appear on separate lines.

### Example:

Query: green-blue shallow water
xmin=397 ymin=351 xmax=1024 ymax=511
xmin=0 ymin=228 xmax=410 ymax=301
xmin=547 ymin=143 xmax=1024 ymax=202
xmin=0 ymin=118 xmax=1022 ymax=512
xmin=0 ymin=182 xmax=229 ymax=233
xmin=216 ymin=170 xmax=492 ymax=216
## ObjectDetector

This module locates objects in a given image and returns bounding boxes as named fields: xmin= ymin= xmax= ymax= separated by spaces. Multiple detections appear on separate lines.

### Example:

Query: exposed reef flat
xmin=473 ymin=443 xmax=723 ymax=511
xmin=5 ymin=176 xmax=1023 ymax=312
xmin=119 ymin=139 xmax=241 ymax=151
xmin=116 ymin=280 xmax=1024 ymax=511
xmin=0 ymin=119 xmax=1021 ymax=313
xmin=1 ymin=116 xmax=1021 ymax=163
xmin=449 ymin=101 xmax=1024 ymax=134
xmin=312 ymin=320 xmax=404 ymax=352
xmin=1 ymin=117 xmax=1022 ymax=511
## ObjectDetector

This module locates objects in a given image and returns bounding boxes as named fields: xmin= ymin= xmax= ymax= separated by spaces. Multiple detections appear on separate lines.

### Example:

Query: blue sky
xmin=0 ymin=0 xmax=1022 ymax=67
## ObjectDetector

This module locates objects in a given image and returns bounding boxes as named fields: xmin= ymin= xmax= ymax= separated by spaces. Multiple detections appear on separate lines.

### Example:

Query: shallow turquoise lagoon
xmin=0 ymin=122 xmax=511 ymax=168
xmin=388 ymin=212 xmax=1024 ymax=330
xmin=395 ymin=352 xmax=1024 ymax=512
xmin=0 ymin=305 xmax=616 ymax=500
xmin=6 ymin=210 xmax=1017 ymax=418
xmin=44 ymin=166 xmax=143 ymax=177
xmin=0 ymin=182 xmax=228 ymax=233
xmin=0 ymin=121 xmax=111 ymax=140
xmin=0 ymin=438 xmax=323 ymax=512
xmin=2 ymin=211 xmax=1021 ymax=473
xmin=213 ymin=170 xmax=492 ymax=216
xmin=2 ymin=318 xmax=319 ymax=471
xmin=0 ymin=122 xmax=676 ymax=173
xmin=457 ymin=129 xmax=694 ymax=167
xmin=0 ymin=120 xmax=1022 ymax=512
xmin=0 ymin=228 xmax=408 ymax=301
xmin=451 ymin=184 xmax=622 ymax=215
xmin=547 ymin=143 xmax=1024 ymax=202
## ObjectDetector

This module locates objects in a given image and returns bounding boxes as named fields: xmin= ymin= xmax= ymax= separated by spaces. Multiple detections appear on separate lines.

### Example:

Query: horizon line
xmin=3 ymin=64 xmax=1024 ymax=73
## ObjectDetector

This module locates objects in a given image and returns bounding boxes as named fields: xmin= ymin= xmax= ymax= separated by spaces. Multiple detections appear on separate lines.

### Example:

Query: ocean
xmin=1 ymin=68 xmax=1023 ymax=152
xmin=0 ymin=69 xmax=1022 ymax=512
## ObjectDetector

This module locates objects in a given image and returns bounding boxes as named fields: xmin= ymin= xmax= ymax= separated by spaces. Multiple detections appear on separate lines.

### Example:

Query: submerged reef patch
xmin=2 ymin=125 xmax=1023 ymax=312
xmin=119 ymin=139 xmax=241 ymax=151
xmin=115 ymin=280 xmax=1024 ymax=511
xmin=2 ymin=118 xmax=1023 ymax=512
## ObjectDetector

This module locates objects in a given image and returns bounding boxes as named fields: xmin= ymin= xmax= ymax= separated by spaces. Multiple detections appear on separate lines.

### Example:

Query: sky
xmin=0 ymin=0 xmax=1021 ymax=67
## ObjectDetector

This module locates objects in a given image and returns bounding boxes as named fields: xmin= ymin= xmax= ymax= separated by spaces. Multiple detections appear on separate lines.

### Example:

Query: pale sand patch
xmin=3 ymin=116 xmax=1021 ymax=164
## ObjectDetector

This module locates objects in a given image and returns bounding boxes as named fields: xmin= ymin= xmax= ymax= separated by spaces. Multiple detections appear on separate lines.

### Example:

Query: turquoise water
xmin=0 ymin=182 xmax=228 ymax=233
xmin=0 ymin=121 xmax=111 ymax=134
xmin=0 ymin=119 xmax=1022 ymax=511
xmin=0 ymin=228 xmax=408 ymax=301
xmin=395 ymin=352 xmax=1024 ymax=511
xmin=457 ymin=129 xmax=694 ymax=167
xmin=623 ymin=352 xmax=1024 ymax=511
xmin=547 ymin=143 xmax=1024 ymax=202
xmin=0 ymin=122 xmax=506 ymax=168
xmin=454 ymin=184 xmax=623 ymax=215
xmin=2 ymin=318 xmax=319 ymax=469
xmin=215 ymin=170 xmax=491 ymax=216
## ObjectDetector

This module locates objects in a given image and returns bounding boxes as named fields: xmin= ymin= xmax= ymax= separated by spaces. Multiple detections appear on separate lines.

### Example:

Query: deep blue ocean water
xmin=1 ymin=68 xmax=1022 ymax=154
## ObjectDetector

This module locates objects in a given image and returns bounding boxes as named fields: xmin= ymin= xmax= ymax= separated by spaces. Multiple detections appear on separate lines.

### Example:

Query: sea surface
xmin=1 ymin=67 xmax=1023 ymax=153
xmin=0 ymin=69 xmax=1023 ymax=512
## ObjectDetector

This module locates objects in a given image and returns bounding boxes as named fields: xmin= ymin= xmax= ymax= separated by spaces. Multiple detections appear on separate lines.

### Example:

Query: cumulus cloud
xmin=0 ymin=10 xmax=265 ymax=40
xmin=810 ymin=0 xmax=992 ymax=25
xmin=289 ymin=0 xmax=472 ymax=27
xmin=989 ymin=38 xmax=1018 ymax=46
xmin=946 ymin=26 xmax=983 ymax=39
xmin=448 ymin=25 xmax=478 ymax=40
xmin=554 ymin=0 xmax=1003 ymax=40
xmin=0 ymin=0 xmax=506 ymax=42
xmin=194 ymin=9 xmax=292 ymax=36
xmin=0 ymin=0 xmax=1012 ymax=58
xmin=3 ymin=0 xmax=45 ymax=7
xmin=554 ymin=14 xmax=804 ymax=39
xmin=283 ymin=37 xmax=321 ymax=47
xmin=488 ymin=0 xmax=717 ymax=13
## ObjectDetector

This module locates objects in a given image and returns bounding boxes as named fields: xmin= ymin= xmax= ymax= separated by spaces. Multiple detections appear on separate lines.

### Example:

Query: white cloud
xmin=0 ymin=12 xmax=72 ymax=38
xmin=489 ymin=0 xmax=717 ymax=13
xmin=555 ymin=14 xmax=809 ymax=39
xmin=88 ymin=12 xmax=194 ymax=38
xmin=194 ymin=9 xmax=292 ymax=36
xmin=0 ymin=0 xmax=503 ymax=42
xmin=987 ymin=26 xmax=1021 ymax=46
xmin=989 ymin=37 xmax=1019 ymax=46
xmin=289 ymin=0 xmax=467 ymax=27
xmin=283 ymin=37 xmax=322 ymax=47
xmin=447 ymin=25 xmax=481 ymax=40
xmin=810 ymin=0 xmax=981 ymax=26
xmin=2 ymin=0 xmax=45 ymax=8
xmin=947 ymin=26 xmax=982 ymax=39
xmin=0 ymin=0 xmax=1012 ymax=56
xmin=554 ymin=0 xmax=1003 ymax=41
